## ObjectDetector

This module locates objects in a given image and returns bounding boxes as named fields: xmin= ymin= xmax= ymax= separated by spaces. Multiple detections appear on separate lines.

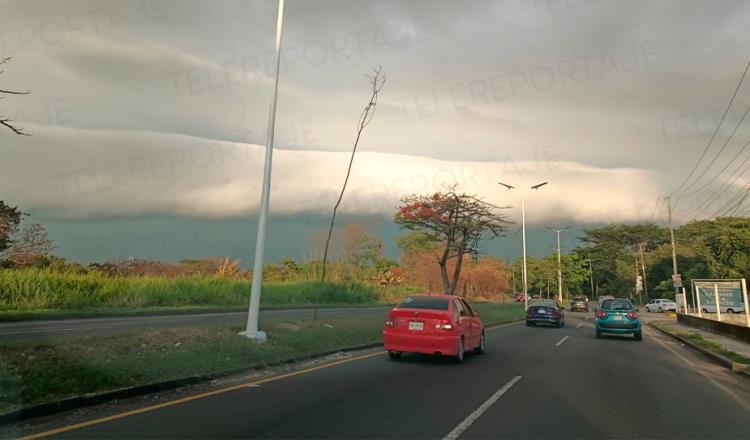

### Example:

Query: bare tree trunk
xmin=448 ymin=251 xmax=465 ymax=295
xmin=315 ymin=68 xmax=385 ymax=322
xmin=439 ymin=244 xmax=451 ymax=293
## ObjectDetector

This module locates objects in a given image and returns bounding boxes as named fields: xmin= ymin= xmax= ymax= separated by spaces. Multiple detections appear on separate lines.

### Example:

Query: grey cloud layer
xmin=1 ymin=0 xmax=750 ymax=224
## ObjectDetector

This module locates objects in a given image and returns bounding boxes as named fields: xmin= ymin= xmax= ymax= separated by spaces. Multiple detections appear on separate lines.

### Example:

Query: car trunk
xmin=528 ymin=305 xmax=558 ymax=317
xmin=600 ymin=309 xmax=638 ymax=328
xmin=389 ymin=308 xmax=450 ymax=334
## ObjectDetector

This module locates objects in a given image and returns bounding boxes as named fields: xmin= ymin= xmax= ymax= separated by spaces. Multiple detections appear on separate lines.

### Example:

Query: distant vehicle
xmin=700 ymin=303 xmax=745 ymax=314
xmin=526 ymin=299 xmax=565 ymax=328
xmin=570 ymin=296 xmax=589 ymax=312
xmin=531 ymin=294 xmax=542 ymax=300
xmin=645 ymin=298 xmax=677 ymax=313
xmin=514 ymin=293 xmax=525 ymax=302
xmin=383 ymin=294 xmax=485 ymax=363
xmin=593 ymin=295 xmax=615 ymax=312
xmin=596 ymin=298 xmax=642 ymax=341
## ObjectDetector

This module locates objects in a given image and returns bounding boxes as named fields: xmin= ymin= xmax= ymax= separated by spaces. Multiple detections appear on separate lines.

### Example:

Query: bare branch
xmin=0 ymin=57 xmax=31 ymax=135
xmin=317 ymin=67 xmax=386 ymax=318
xmin=0 ymin=118 xmax=29 ymax=136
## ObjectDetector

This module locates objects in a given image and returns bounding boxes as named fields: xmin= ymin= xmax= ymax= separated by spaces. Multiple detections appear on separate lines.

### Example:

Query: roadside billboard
xmin=693 ymin=280 xmax=744 ymax=310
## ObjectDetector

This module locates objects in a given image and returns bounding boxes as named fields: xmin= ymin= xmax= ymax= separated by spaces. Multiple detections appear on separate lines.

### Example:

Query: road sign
xmin=672 ymin=274 xmax=682 ymax=288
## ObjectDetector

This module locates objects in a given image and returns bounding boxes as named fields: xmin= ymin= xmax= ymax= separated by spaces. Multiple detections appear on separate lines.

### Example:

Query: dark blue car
xmin=526 ymin=299 xmax=565 ymax=328
xmin=595 ymin=298 xmax=642 ymax=340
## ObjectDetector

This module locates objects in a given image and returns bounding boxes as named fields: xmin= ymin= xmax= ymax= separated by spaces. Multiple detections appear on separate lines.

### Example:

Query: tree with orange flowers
xmin=394 ymin=185 xmax=511 ymax=295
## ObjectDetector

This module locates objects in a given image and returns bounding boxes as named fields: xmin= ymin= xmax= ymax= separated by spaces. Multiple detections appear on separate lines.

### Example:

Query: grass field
xmin=0 ymin=269 xmax=385 ymax=314
xmin=0 ymin=302 xmax=523 ymax=414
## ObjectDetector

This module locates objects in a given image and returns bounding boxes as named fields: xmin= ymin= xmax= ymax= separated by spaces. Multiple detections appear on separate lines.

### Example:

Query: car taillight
xmin=597 ymin=311 xmax=608 ymax=319
xmin=627 ymin=312 xmax=638 ymax=320
xmin=435 ymin=319 xmax=453 ymax=331
xmin=385 ymin=318 xmax=396 ymax=327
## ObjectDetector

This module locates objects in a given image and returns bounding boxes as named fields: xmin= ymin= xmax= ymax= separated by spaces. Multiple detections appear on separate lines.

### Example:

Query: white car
xmin=700 ymin=304 xmax=745 ymax=314
xmin=645 ymin=299 xmax=677 ymax=313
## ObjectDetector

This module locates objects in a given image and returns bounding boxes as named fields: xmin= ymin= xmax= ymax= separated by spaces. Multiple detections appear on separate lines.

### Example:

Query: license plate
xmin=409 ymin=321 xmax=424 ymax=331
xmin=538 ymin=309 xmax=547 ymax=314
xmin=613 ymin=315 xmax=624 ymax=321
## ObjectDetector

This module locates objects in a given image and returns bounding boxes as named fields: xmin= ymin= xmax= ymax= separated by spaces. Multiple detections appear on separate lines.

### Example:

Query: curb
xmin=648 ymin=323 xmax=750 ymax=378
xmin=0 ymin=317 xmax=524 ymax=425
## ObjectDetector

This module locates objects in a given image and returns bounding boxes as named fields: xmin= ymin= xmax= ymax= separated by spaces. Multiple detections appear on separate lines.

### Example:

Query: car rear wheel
xmin=728 ymin=308 xmax=736 ymax=314
xmin=526 ymin=320 xmax=534 ymax=327
xmin=634 ymin=331 xmax=642 ymax=341
xmin=388 ymin=351 xmax=402 ymax=360
xmin=702 ymin=308 xmax=709 ymax=313
xmin=474 ymin=332 xmax=486 ymax=354
xmin=658 ymin=307 xmax=663 ymax=313
xmin=455 ymin=337 xmax=465 ymax=363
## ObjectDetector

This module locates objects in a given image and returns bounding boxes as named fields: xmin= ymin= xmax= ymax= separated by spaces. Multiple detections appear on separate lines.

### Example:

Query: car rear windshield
xmin=397 ymin=296 xmax=450 ymax=310
xmin=531 ymin=300 xmax=556 ymax=308
xmin=572 ymin=297 xmax=586 ymax=302
xmin=601 ymin=299 xmax=633 ymax=311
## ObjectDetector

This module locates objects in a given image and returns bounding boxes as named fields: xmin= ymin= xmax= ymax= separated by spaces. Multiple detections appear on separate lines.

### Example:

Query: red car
xmin=383 ymin=294 xmax=485 ymax=362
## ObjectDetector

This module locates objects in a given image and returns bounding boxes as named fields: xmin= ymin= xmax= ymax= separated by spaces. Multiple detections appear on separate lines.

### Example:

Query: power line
xmin=682 ymin=137 xmax=750 ymax=219
xmin=670 ymin=60 xmax=750 ymax=197
xmin=677 ymin=104 xmax=750 ymax=198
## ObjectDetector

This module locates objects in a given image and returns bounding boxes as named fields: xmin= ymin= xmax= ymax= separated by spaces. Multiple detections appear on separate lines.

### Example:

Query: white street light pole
xmin=521 ymin=197 xmax=528 ymax=311
xmin=498 ymin=181 xmax=548 ymax=311
xmin=546 ymin=226 xmax=570 ymax=303
xmin=240 ymin=0 xmax=285 ymax=342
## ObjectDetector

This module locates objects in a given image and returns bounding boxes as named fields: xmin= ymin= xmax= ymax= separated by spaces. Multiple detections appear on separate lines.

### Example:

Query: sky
xmin=1 ymin=0 xmax=750 ymax=265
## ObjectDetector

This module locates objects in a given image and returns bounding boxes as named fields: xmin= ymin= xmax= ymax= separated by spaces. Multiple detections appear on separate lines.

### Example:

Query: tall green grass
xmin=0 ymin=268 xmax=379 ymax=312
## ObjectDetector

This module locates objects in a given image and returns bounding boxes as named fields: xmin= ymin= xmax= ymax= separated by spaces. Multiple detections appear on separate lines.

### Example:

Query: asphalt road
xmin=0 ymin=307 xmax=391 ymax=343
xmin=19 ymin=311 xmax=750 ymax=439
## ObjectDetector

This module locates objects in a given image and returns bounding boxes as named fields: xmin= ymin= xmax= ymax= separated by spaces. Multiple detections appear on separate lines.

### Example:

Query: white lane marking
xmin=576 ymin=323 xmax=582 ymax=329
xmin=555 ymin=335 xmax=569 ymax=346
xmin=443 ymin=376 xmax=522 ymax=440
xmin=0 ymin=324 xmax=114 ymax=336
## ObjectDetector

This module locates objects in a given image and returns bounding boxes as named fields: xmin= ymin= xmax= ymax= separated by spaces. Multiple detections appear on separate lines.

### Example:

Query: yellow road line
xmin=19 ymin=351 xmax=385 ymax=440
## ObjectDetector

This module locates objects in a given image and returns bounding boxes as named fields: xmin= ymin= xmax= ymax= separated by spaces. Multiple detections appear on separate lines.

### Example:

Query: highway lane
xmin=21 ymin=311 xmax=750 ymax=439
xmin=0 ymin=307 xmax=391 ymax=343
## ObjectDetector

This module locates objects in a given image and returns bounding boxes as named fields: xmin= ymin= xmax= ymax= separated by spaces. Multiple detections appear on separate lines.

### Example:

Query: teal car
xmin=595 ymin=298 xmax=642 ymax=341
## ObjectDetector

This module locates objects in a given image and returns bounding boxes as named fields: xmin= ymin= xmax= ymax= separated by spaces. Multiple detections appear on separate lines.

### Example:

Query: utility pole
xmin=588 ymin=259 xmax=595 ymax=299
xmin=634 ymin=254 xmax=642 ymax=305
xmin=546 ymin=226 xmax=570 ymax=303
xmin=240 ymin=0 xmax=285 ymax=342
xmin=512 ymin=266 xmax=517 ymax=293
xmin=638 ymin=242 xmax=648 ymax=299
xmin=666 ymin=196 xmax=680 ymax=297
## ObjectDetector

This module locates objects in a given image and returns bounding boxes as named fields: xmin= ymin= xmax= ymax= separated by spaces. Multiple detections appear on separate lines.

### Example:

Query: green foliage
xmin=0 ymin=268 xmax=379 ymax=312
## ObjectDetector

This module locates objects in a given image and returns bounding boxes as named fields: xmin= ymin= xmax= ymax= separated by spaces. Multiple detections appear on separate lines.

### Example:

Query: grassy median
xmin=0 ymin=302 xmax=523 ymax=415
